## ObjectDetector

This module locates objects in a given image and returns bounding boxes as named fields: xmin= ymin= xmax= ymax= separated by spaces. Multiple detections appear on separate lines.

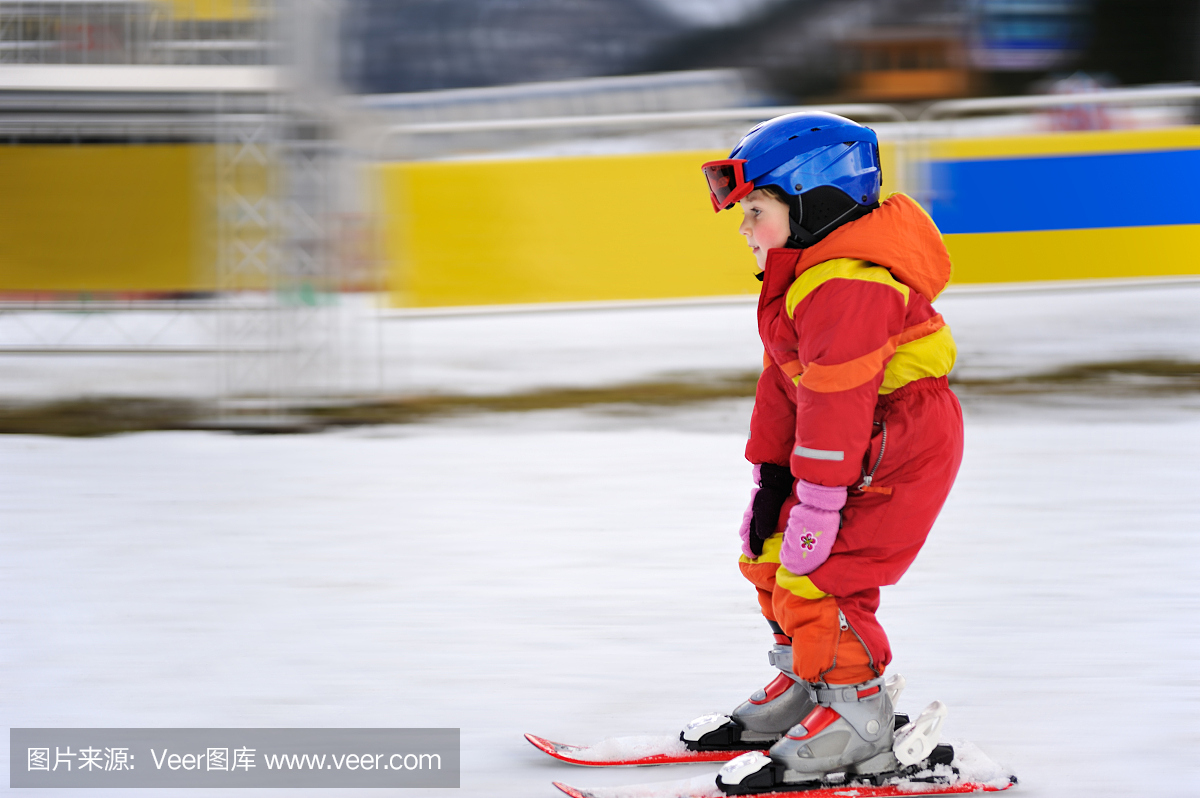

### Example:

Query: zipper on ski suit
xmin=821 ymin=608 xmax=878 ymax=682
xmin=839 ymin=608 xmax=878 ymax=674
xmin=858 ymin=420 xmax=887 ymax=490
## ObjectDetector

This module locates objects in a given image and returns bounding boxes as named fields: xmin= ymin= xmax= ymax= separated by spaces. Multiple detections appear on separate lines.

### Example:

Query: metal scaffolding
xmin=0 ymin=0 xmax=352 ymax=417
xmin=0 ymin=0 xmax=271 ymax=67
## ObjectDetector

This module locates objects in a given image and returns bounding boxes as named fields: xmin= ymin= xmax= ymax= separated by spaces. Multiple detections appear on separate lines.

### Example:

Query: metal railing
xmin=920 ymin=84 xmax=1200 ymax=121
xmin=373 ymin=84 xmax=1200 ymax=157
xmin=374 ymin=103 xmax=908 ymax=158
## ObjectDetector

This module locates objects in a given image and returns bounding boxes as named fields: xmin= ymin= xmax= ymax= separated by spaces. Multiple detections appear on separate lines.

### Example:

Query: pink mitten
xmin=779 ymin=479 xmax=847 ymax=574
xmin=738 ymin=464 xmax=762 ymax=558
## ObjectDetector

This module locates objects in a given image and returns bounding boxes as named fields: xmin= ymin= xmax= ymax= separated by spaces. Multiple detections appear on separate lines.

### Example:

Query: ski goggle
xmin=701 ymin=159 xmax=753 ymax=212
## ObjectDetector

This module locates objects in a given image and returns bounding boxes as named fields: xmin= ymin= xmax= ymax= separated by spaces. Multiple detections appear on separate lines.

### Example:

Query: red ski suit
xmin=740 ymin=193 xmax=963 ymax=685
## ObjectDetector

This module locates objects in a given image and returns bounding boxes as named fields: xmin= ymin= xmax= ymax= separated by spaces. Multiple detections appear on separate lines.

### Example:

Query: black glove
xmin=748 ymin=463 xmax=795 ymax=557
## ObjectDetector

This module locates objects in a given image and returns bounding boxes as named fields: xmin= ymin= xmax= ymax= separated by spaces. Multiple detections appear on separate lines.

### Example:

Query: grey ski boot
xmin=681 ymin=643 xmax=815 ymax=751
xmin=770 ymin=675 xmax=898 ymax=777
xmin=716 ymin=675 xmax=903 ymax=793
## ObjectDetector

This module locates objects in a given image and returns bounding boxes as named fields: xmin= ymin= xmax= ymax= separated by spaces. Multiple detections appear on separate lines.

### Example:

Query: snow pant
xmin=739 ymin=376 xmax=964 ymax=685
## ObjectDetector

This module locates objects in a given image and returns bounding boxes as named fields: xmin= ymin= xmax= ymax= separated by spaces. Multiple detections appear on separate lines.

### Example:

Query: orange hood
xmin=792 ymin=193 xmax=952 ymax=301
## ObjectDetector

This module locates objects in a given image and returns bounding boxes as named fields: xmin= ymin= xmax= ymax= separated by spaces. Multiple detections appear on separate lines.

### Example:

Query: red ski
xmin=525 ymin=733 xmax=760 ymax=767
xmin=552 ymin=774 xmax=1017 ymax=798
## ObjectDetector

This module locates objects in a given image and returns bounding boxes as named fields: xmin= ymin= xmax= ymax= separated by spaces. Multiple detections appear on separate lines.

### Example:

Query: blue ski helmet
xmin=702 ymin=111 xmax=882 ymax=245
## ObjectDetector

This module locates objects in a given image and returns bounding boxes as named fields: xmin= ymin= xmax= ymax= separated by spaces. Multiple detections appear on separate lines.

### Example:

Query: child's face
xmin=738 ymin=189 xmax=791 ymax=271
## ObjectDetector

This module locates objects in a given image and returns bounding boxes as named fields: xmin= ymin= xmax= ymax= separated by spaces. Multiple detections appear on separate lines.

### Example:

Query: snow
xmin=560 ymin=772 xmax=725 ymax=798
xmin=342 ymin=278 xmax=1200 ymax=398
xmin=4 ymin=278 xmax=1200 ymax=403
xmin=556 ymin=734 xmax=691 ymax=763
xmin=943 ymin=739 xmax=1012 ymax=791
xmin=3 ymin=281 xmax=1200 ymax=797
xmin=3 ymin=391 xmax=1200 ymax=797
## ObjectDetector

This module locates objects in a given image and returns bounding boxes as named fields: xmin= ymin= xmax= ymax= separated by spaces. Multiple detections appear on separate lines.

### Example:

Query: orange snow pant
xmin=740 ymin=377 xmax=964 ymax=686
xmin=739 ymin=554 xmax=879 ymax=685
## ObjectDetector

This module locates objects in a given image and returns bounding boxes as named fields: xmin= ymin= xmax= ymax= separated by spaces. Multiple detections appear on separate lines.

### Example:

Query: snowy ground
xmin=4 ymin=388 xmax=1200 ymax=797
xmin=3 ymin=278 xmax=1200 ymax=404
xmin=389 ymin=278 xmax=1200 ymax=397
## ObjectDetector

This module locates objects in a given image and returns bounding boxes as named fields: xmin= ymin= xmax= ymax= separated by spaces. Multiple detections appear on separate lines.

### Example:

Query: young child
xmin=681 ymin=112 xmax=964 ymax=792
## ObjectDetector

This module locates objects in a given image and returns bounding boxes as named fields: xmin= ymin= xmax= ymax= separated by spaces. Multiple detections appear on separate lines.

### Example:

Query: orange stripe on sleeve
xmin=778 ymin=359 xmax=804 ymax=382
xmin=896 ymin=314 xmax=944 ymax=346
xmin=764 ymin=351 xmax=806 ymax=383
xmin=799 ymin=339 xmax=896 ymax=393
xmin=797 ymin=315 xmax=947 ymax=394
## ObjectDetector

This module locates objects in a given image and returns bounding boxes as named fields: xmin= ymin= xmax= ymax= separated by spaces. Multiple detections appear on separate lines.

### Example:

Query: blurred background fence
xmin=2 ymin=0 xmax=1200 ymax=420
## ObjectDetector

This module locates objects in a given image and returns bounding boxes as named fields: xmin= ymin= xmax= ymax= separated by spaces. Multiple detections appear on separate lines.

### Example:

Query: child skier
xmin=682 ymin=112 xmax=965 ymax=792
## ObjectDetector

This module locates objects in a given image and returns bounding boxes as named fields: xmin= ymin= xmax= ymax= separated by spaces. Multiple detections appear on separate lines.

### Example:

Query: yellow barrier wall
xmin=382 ymin=129 xmax=1200 ymax=308
xmin=0 ymin=145 xmax=206 ymax=293
xmin=944 ymin=225 xmax=1200 ymax=283
xmin=163 ymin=0 xmax=262 ymax=21
xmin=382 ymin=144 xmax=902 ymax=307
xmin=13 ymin=130 xmax=1193 ymax=300
xmin=383 ymin=150 xmax=753 ymax=307
xmin=929 ymin=127 xmax=1200 ymax=284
